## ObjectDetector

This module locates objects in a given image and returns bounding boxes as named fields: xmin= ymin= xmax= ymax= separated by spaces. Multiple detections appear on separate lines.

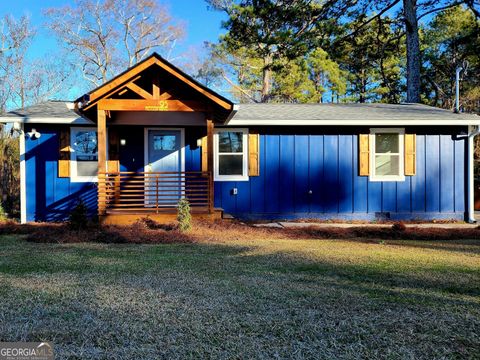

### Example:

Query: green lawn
xmin=0 ymin=234 xmax=479 ymax=359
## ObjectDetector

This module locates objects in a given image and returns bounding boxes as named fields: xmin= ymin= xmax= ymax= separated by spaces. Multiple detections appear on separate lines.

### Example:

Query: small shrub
xmin=0 ymin=203 xmax=7 ymax=221
xmin=392 ymin=221 xmax=407 ymax=232
xmin=177 ymin=198 xmax=192 ymax=232
xmin=68 ymin=200 xmax=88 ymax=230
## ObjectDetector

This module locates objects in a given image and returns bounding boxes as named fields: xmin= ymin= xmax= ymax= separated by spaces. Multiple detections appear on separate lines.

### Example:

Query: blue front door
xmin=145 ymin=129 xmax=182 ymax=206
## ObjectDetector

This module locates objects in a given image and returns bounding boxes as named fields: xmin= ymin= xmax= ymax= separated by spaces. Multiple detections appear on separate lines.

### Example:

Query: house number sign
xmin=145 ymin=101 xmax=169 ymax=111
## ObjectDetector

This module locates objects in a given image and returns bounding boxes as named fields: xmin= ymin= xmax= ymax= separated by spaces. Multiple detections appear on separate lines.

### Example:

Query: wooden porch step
xmin=99 ymin=208 xmax=223 ymax=225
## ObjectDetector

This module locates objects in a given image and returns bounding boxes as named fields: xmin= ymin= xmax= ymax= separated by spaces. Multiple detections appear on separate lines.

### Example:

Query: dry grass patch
xmin=0 ymin=225 xmax=479 ymax=359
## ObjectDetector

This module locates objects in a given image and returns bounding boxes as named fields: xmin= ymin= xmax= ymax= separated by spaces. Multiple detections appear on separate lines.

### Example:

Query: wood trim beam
xmin=159 ymin=90 xmax=174 ymax=100
xmin=126 ymin=82 xmax=153 ymax=99
xmin=153 ymin=75 xmax=160 ymax=99
xmin=206 ymin=117 xmax=214 ymax=213
xmin=97 ymin=99 xmax=206 ymax=112
xmin=155 ymin=59 xmax=232 ymax=110
xmin=98 ymin=109 xmax=107 ymax=215
xmin=153 ymin=58 xmax=232 ymax=110
xmin=98 ymin=109 xmax=107 ymax=173
xmin=89 ymin=57 xmax=157 ymax=102
xmin=83 ymin=76 xmax=142 ymax=111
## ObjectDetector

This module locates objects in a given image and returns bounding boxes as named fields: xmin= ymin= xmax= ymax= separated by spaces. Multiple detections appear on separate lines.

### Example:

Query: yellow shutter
xmin=404 ymin=134 xmax=416 ymax=176
xmin=248 ymin=131 xmax=260 ymax=176
xmin=359 ymin=134 xmax=370 ymax=176
xmin=58 ymin=128 xmax=70 ymax=178
xmin=201 ymin=136 xmax=208 ymax=172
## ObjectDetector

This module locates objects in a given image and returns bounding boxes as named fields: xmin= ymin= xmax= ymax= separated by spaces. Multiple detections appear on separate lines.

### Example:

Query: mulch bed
xmin=0 ymin=219 xmax=192 ymax=244
xmin=292 ymin=224 xmax=480 ymax=241
xmin=0 ymin=219 xmax=479 ymax=244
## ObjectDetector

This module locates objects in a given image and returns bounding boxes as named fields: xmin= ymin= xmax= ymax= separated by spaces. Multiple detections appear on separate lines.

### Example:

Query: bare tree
xmin=5 ymin=58 xmax=74 ymax=109
xmin=45 ymin=0 xmax=185 ymax=87
xmin=0 ymin=15 xmax=35 ymax=111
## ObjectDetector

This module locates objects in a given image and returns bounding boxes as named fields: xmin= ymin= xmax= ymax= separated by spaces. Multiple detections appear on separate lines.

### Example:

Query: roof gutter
xmin=467 ymin=125 xmax=480 ymax=223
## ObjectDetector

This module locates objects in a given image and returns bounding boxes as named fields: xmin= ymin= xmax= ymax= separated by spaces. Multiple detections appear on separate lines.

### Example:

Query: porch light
xmin=120 ymin=139 xmax=127 ymax=146
xmin=27 ymin=128 xmax=41 ymax=139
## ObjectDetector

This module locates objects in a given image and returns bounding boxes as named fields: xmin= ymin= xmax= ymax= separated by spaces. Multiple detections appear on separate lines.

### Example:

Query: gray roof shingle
xmin=0 ymin=100 xmax=92 ymax=124
xmin=231 ymin=103 xmax=480 ymax=122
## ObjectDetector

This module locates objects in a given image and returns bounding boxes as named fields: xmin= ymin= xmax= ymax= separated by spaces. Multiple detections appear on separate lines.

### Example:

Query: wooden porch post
xmin=206 ymin=117 xmax=214 ymax=213
xmin=98 ymin=109 xmax=107 ymax=215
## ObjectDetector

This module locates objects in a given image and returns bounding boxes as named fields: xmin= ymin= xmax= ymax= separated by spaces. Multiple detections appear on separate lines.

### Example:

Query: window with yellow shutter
xmin=359 ymin=129 xmax=416 ymax=180
xmin=214 ymin=128 xmax=249 ymax=181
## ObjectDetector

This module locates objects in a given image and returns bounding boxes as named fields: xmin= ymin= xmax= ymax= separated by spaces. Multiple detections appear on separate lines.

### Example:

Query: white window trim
xmin=70 ymin=127 xmax=99 ymax=183
xmin=369 ymin=128 xmax=405 ymax=182
xmin=214 ymin=128 xmax=249 ymax=181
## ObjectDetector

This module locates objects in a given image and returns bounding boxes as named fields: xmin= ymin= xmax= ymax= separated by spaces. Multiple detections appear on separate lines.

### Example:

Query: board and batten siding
xmin=24 ymin=125 xmax=98 ymax=222
xmin=214 ymin=128 xmax=467 ymax=221
xmin=23 ymin=124 xmax=467 ymax=222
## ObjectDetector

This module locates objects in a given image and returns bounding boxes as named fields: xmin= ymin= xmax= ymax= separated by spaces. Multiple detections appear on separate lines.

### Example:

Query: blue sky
xmin=0 ymin=0 xmax=227 ymax=60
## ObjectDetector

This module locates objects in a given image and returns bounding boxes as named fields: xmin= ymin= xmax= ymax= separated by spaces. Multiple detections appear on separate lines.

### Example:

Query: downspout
xmin=467 ymin=125 xmax=480 ymax=223
xmin=455 ymin=66 xmax=462 ymax=113
xmin=18 ymin=122 xmax=27 ymax=224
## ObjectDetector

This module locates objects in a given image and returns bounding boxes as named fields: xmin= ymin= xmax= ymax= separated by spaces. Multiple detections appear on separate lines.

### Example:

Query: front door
xmin=145 ymin=129 xmax=183 ymax=207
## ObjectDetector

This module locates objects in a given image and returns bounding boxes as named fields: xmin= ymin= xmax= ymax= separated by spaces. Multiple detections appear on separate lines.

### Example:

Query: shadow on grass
xmin=2 ymin=219 xmax=480 ymax=358
xmin=377 ymin=239 xmax=480 ymax=255
xmin=1 ymin=233 xmax=478 ymax=307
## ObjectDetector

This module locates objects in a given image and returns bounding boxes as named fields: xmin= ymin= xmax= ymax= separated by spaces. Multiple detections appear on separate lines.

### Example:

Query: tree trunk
xmin=359 ymin=69 xmax=366 ymax=103
xmin=261 ymin=54 xmax=273 ymax=103
xmin=404 ymin=0 xmax=421 ymax=103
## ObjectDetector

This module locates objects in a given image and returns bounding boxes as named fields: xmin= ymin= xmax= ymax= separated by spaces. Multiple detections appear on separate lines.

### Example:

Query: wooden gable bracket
xmin=82 ymin=75 xmax=143 ymax=111
xmin=126 ymin=82 xmax=153 ymax=99
xmin=77 ymin=54 xmax=234 ymax=120
xmin=159 ymin=89 xmax=174 ymax=100
xmin=153 ymin=74 xmax=160 ymax=99
xmin=87 ymin=56 xmax=232 ymax=110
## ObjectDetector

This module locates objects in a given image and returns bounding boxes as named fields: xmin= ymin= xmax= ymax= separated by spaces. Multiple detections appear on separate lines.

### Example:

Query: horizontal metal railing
xmin=98 ymin=171 xmax=212 ymax=215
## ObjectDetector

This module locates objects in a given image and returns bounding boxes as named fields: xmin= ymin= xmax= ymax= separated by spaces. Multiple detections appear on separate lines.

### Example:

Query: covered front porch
xmin=96 ymin=125 xmax=219 ymax=225
xmin=74 ymin=54 xmax=235 ymax=224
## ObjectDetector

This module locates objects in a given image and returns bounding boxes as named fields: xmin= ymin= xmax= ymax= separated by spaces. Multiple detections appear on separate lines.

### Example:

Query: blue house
xmin=2 ymin=53 xmax=480 ymax=224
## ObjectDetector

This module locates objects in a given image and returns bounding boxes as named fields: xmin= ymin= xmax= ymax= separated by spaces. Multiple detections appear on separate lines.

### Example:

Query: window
xmin=214 ymin=129 xmax=248 ymax=181
xmin=71 ymin=127 xmax=98 ymax=182
xmin=153 ymin=135 xmax=176 ymax=151
xmin=370 ymin=128 xmax=405 ymax=182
